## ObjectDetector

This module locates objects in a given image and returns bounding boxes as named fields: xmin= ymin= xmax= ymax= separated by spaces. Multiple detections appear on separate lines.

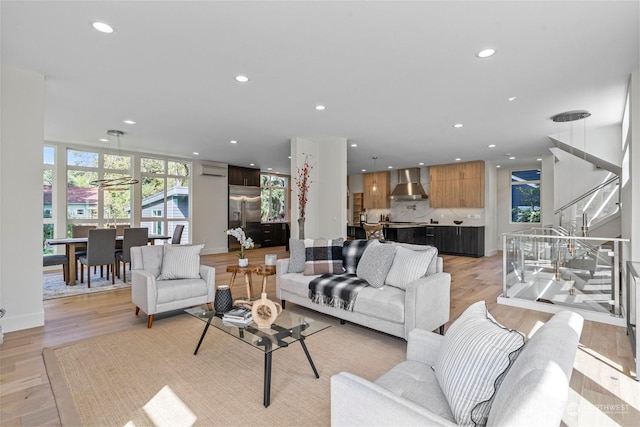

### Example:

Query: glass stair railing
xmin=501 ymin=227 xmax=628 ymax=325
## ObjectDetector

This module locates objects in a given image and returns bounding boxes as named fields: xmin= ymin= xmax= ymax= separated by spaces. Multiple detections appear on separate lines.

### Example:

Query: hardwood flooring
xmin=1 ymin=247 xmax=638 ymax=426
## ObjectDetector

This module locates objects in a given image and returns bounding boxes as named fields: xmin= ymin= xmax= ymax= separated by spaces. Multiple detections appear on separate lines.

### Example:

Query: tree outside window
xmin=261 ymin=174 xmax=288 ymax=222
xmin=511 ymin=169 xmax=541 ymax=223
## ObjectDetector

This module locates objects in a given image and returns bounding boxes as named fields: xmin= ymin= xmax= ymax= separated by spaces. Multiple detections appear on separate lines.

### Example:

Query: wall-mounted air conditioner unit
xmin=199 ymin=162 xmax=227 ymax=177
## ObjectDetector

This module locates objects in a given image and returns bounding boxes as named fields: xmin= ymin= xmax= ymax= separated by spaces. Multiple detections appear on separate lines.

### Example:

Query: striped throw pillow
xmin=157 ymin=244 xmax=204 ymax=280
xmin=385 ymin=246 xmax=437 ymax=289
xmin=303 ymin=238 xmax=345 ymax=275
xmin=434 ymin=301 xmax=526 ymax=427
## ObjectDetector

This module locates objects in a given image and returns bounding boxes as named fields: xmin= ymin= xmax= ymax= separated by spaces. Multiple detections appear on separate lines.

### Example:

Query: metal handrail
xmin=554 ymin=175 xmax=619 ymax=215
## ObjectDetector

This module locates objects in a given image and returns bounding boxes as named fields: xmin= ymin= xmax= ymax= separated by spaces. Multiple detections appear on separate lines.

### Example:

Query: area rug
xmin=43 ymin=305 xmax=406 ymax=426
xmin=43 ymin=271 xmax=131 ymax=300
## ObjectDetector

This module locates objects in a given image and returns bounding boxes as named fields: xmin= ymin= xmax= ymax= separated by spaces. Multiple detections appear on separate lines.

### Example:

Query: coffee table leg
xmin=194 ymin=316 xmax=213 ymax=355
xmin=300 ymin=338 xmax=319 ymax=378
xmin=264 ymin=352 xmax=272 ymax=407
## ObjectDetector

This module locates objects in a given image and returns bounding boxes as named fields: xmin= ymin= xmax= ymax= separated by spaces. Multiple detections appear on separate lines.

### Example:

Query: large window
xmin=261 ymin=174 xmax=288 ymax=222
xmin=140 ymin=157 xmax=190 ymax=242
xmin=43 ymin=146 xmax=55 ymax=253
xmin=511 ymin=169 xmax=541 ymax=223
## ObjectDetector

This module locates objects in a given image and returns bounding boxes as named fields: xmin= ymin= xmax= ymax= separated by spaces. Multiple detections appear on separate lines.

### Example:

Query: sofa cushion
xmin=352 ymin=285 xmax=405 ymax=323
xmin=434 ymin=301 xmax=525 ymax=427
xmin=288 ymin=238 xmax=306 ymax=273
xmin=356 ymin=240 xmax=396 ymax=288
xmin=375 ymin=360 xmax=455 ymax=423
xmin=278 ymin=271 xmax=318 ymax=298
xmin=156 ymin=277 xmax=209 ymax=304
xmin=157 ymin=244 xmax=204 ymax=280
xmin=342 ymin=239 xmax=370 ymax=274
xmin=385 ymin=246 xmax=437 ymax=290
xmin=304 ymin=238 xmax=345 ymax=275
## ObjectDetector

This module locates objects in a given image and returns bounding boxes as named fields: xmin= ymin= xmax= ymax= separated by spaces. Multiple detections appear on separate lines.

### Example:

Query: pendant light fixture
xmin=371 ymin=157 xmax=378 ymax=193
xmin=90 ymin=130 xmax=139 ymax=190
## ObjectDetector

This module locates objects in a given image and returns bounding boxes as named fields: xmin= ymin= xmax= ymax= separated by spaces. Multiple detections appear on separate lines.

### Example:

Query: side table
xmin=254 ymin=264 xmax=276 ymax=294
xmin=226 ymin=264 xmax=255 ymax=304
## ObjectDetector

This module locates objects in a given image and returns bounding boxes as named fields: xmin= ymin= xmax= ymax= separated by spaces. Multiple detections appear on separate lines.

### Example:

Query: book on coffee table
xmin=223 ymin=306 xmax=252 ymax=321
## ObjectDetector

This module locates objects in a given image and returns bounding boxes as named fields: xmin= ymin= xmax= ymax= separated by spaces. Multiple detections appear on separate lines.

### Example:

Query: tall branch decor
xmin=295 ymin=154 xmax=313 ymax=239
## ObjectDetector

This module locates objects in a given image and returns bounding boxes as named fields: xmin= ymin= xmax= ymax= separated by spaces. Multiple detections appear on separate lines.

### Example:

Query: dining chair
xmin=71 ymin=224 xmax=97 ymax=278
xmin=171 ymin=224 xmax=185 ymax=244
xmin=363 ymin=223 xmax=385 ymax=240
xmin=43 ymin=254 xmax=69 ymax=283
xmin=78 ymin=228 xmax=117 ymax=287
xmin=115 ymin=227 xmax=148 ymax=283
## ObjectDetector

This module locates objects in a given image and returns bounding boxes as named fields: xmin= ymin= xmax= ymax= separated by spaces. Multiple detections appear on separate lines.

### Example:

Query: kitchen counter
xmin=349 ymin=222 xmax=485 ymax=228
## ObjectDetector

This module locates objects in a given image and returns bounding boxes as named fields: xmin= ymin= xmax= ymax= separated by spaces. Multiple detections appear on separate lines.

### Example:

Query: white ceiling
xmin=2 ymin=1 xmax=639 ymax=175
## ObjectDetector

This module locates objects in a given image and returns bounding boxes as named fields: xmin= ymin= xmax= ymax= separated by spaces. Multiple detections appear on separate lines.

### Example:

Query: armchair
xmin=131 ymin=245 xmax=215 ymax=328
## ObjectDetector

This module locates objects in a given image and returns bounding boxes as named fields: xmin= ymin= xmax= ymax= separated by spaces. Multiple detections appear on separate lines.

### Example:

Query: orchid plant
xmin=225 ymin=227 xmax=254 ymax=259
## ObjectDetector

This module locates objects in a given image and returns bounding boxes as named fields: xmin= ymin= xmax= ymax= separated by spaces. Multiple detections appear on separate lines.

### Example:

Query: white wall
xmin=191 ymin=160 xmax=228 ymax=255
xmin=291 ymin=137 xmax=347 ymax=240
xmin=621 ymin=70 xmax=640 ymax=263
xmin=550 ymin=124 xmax=622 ymax=167
xmin=0 ymin=67 xmax=46 ymax=332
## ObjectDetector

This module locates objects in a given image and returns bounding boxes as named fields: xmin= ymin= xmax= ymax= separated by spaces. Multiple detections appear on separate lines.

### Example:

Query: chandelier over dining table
xmin=90 ymin=130 xmax=139 ymax=190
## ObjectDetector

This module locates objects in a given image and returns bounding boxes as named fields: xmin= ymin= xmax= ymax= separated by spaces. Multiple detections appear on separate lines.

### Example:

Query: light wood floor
xmin=1 ymin=247 xmax=638 ymax=426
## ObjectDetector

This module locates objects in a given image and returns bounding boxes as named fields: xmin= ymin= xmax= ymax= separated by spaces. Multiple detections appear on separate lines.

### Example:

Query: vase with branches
xmin=294 ymin=154 xmax=313 ymax=239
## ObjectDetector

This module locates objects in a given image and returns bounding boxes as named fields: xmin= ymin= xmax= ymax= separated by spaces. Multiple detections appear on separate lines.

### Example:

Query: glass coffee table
xmin=185 ymin=307 xmax=330 ymax=407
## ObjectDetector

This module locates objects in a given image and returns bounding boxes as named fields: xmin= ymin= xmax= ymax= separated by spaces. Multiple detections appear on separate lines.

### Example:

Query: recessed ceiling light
xmin=230 ymin=140 xmax=238 ymax=144
xmin=192 ymin=152 xmax=199 ymax=155
xmin=288 ymin=156 xmax=292 ymax=159
xmin=123 ymin=119 xmax=136 ymax=125
xmin=455 ymin=158 xmax=462 ymax=161
xmin=496 ymin=165 xmax=501 ymax=168
xmin=315 ymin=105 xmax=326 ymax=111
xmin=488 ymin=144 xmax=496 ymax=148
xmin=350 ymin=143 xmax=358 ymax=147
xmin=476 ymin=48 xmax=496 ymax=58
xmin=387 ymin=166 xmax=393 ymax=169
xmin=509 ymin=156 xmax=516 ymax=160
xmin=92 ymin=22 xmax=114 ymax=34
xmin=249 ymin=163 xmax=255 ymax=166
xmin=361 ymin=169 xmax=367 ymax=172
xmin=453 ymin=123 xmax=463 ymax=128
xmin=536 ymin=158 xmax=542 ymax=161
xmin=418 ymin=162 xmax=425 ymax=166
xmin=235 ymin=75 xmax=249 ymax=83
xmin=99 ymin=138 xmax=109 ymax=142
xmin=267 ymin=167 xmax=273 ymax=171
xmin=508 ymin=96 xmax=517 ymax=102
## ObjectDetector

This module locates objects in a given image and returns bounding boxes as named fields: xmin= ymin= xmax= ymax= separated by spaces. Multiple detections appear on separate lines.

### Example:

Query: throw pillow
xmin=355 ymin=240 xmax=397 ymax=288
xmin=434 ymin=301 xmax=526 ymax=427
xmin=303 ymin=238 xmax=345 ymax=275
xmin=157 ymin=244 xmax=204 ymax=280
xmin=342 ymin=239 xmax=371 ymax=274
xmin=288 ymin=238 xmax=306 ymax=273
xmin=385 ymin=246 xmax=437 ymax=290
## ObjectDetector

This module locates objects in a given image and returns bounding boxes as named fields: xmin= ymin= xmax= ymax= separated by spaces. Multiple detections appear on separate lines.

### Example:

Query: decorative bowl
xmin=453 ymin=220 xmax=463 ymax=225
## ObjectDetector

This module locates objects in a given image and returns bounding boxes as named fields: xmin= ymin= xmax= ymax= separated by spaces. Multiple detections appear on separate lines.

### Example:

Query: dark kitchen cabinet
xmin=261 ymin=222 xmax=289 ymax=247
xmin=228 ymin=165 xmax=261 ymax=187
xmin=433 ymin=226 xmax=484 ymax=257
xmin=395 ymin=227 xmax=427 ymax=245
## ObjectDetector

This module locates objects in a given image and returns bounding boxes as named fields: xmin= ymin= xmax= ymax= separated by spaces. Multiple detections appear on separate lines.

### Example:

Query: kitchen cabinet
xmin=429 ymin=161 xmax=484 ymax=208
xmin=261 ymin=222 xmax=289 ymax=247
xmin=347 ymin=226 xmax=366 ymax=240
xmin=363 ymin=171 xmax=390 ymax=209
xmin=228 ymin=165 xmax=261 ymax=187
xmin=433 ymin=226 xmax=485 ymax=257
xmin=352 ymin=192 xmax=363 ymax=225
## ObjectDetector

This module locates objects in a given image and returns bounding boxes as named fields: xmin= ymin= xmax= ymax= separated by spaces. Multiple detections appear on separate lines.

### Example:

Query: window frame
xmin=510 ymin=168 xmax=541 ymax=224
xmin=260 ymin=173 xmax=289 ymax=222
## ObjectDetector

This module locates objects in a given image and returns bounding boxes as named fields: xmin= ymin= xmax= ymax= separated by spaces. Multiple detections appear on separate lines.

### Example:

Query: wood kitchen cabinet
xmin=433 ymin=226 xmax=485 ymax=257
xmin=261 ymin=222 xmax=289 ymax=247
xmin=363 ymin=171 xmax=390 ymax=209
xmin=428 ymin=161 xmax=484 ymax=208
xmin=228 ymin=165 xmax=261 ymax=186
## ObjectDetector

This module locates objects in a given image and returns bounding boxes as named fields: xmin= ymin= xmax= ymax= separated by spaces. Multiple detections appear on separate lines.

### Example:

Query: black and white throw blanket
xmin=308 ymin=273 xmax=369 ymax=311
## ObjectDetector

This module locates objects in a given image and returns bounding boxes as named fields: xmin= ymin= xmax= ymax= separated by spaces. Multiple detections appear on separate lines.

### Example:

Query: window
xmin=261 ymin=174 xmax=288 ymax=222
xmin=140 ymin=157 xmax=190 ymax=242
xmin=43 ymin=146 xmax=55 ymax=253
xmin=511 ymin=169 xmax=541 ymax=223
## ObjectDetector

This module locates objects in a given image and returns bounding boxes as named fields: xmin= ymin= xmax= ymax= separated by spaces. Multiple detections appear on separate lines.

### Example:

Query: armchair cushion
xmin=158 ymin=244 xmax=204 ymax=280
xmin=434 ymin=301 xmax=526 ymax=427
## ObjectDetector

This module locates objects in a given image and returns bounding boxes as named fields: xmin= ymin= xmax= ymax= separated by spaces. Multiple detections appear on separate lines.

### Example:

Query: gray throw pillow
xmin=356 ymin=240 xmax=397 ymax=288
xmin=287 ymin=238 xmax=306 ymax=273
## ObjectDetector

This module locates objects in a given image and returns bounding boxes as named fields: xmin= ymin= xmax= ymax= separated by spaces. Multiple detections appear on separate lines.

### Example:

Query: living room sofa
xmin=331 ymin=306 xmax=584 ymax=426
xmin=276 ymin=240 xmax=451 ymax=340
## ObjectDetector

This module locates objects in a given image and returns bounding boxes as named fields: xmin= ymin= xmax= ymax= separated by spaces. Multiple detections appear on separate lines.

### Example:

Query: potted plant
xmin=225 ymin=227 xmax=254 ymax=267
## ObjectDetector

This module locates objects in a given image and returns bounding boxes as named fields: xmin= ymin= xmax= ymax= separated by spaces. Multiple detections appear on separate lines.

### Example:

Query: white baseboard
xmin=1 ymin=310 xmax=45 ymax=333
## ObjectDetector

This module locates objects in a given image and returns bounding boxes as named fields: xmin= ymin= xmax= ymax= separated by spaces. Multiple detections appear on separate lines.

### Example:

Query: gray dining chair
xmin=43 ymin=254 xmax=69 ymax=282
xmin=78 ymin=228 xmax=117 ymax=287
xmin=71 ymin=224 xmax=97 ymax=278
xmin=115 ymin=227 xmax=148 ymax=283
xmin=171 ymin=224 xmax=185 ymax=244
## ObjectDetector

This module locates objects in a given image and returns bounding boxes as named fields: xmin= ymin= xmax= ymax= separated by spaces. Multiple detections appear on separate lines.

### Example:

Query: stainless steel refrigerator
xmin=228 ymin=185 xmax=262 ymax=250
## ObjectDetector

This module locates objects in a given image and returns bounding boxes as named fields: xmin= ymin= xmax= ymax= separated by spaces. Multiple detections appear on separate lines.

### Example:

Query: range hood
xmin=390 ymin=168 xmax=428 ymax=201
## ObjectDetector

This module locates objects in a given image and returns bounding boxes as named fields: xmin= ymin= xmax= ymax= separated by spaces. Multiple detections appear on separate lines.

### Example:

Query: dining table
xmin=46 ymin=234 xmax=171 ymax=285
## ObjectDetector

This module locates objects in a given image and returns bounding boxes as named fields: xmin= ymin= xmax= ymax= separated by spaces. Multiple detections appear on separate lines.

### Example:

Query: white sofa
xmin=331 ymin=310 xmax=584 ymax=426
xmin=276 ymin=242 xmax=451 ymax=339
xmin=131 ymin=245 xmax=215 ymax=328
